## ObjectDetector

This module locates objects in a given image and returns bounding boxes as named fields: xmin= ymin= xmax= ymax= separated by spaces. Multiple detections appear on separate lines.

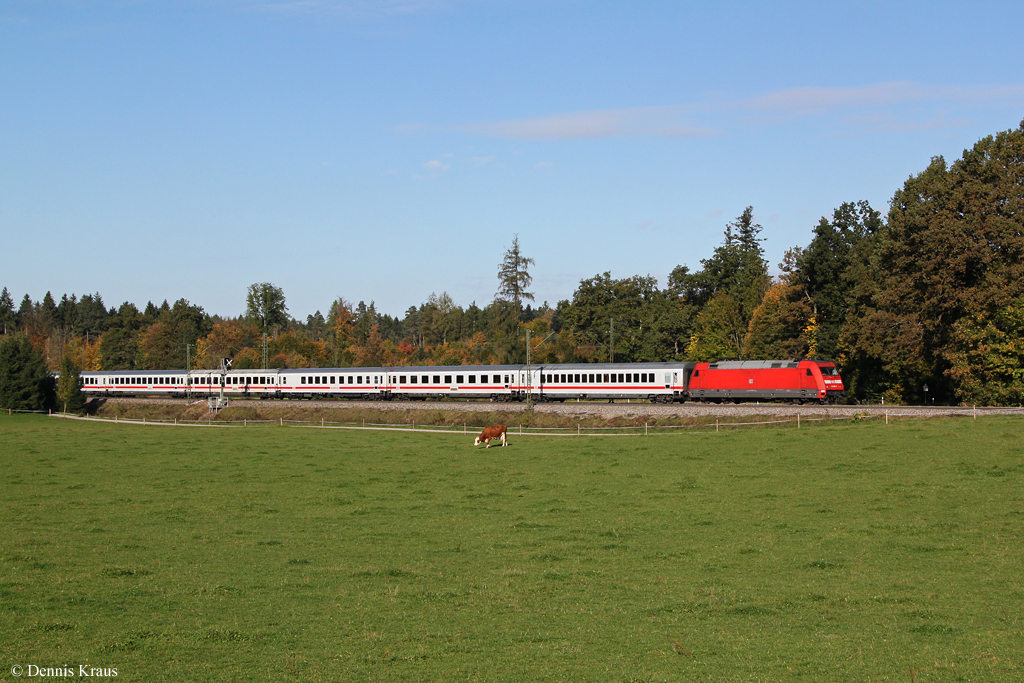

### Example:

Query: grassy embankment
xmin=90 ymin=397 xmax=847 ymax=432
xmin=1 ymin=413 xmax=1022 ymax=681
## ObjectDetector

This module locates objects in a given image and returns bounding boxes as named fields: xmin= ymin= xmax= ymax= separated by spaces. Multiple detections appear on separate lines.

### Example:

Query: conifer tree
xmin=496 ymin=235 xmax=535 ymax=312
xmin=795 ymin=201 xmax=883 ymax=361
xmin=0 ymin=287 xmax=15 ymax=335
xmin=680 ymin=207 xmax=771 ymax=360
xmin=0 ymin=334 xmax=55 ymax=411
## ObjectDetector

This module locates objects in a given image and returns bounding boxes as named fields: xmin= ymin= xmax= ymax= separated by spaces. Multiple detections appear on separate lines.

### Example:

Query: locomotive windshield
xmin=819 ymin=366 xmax=839 ymax=375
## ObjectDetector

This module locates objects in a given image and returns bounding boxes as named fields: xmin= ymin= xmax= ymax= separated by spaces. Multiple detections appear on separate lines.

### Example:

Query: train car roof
xmin=277 ymin=367 xmax=390 ymax=373
xmin=537 ymin=362 xmax=695 ymax=371
xmin=83 ymin=369 xmax=186 ymax=375
xmin=388 ymin=364 xmax=523 ymax=373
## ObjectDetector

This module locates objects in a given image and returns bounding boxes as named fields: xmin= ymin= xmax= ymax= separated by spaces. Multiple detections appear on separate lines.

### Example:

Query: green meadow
xmin=1 ymin=415 xmax=1022 ymax=682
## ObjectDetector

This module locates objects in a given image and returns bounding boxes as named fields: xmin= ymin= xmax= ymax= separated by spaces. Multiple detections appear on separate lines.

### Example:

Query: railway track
xmin=94 ymin=396 xmax=1024 ymax=419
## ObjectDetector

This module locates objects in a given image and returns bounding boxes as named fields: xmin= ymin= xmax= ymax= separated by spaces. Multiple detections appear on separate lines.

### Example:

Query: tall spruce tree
xmin=0 ymin=334 xmax=55 ymax=411
xmin=100 ymin=302 xmax=143 ymax=370
xmin=680 ymin=207 xmax=771 ymax=360
xmin=0 ymin=288 xmax=15 ymax=335
xmin=496 ymin=234 xmax=535 ymax=313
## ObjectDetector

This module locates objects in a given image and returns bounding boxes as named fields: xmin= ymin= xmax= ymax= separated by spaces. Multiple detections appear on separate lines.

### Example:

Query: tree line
xmin=3 ymin=121 xmax=1023 ymax=409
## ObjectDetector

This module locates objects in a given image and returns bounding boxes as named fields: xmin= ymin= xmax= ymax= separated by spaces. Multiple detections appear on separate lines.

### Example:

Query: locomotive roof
xmin=706 ymin=360 xmax=801 ymax=369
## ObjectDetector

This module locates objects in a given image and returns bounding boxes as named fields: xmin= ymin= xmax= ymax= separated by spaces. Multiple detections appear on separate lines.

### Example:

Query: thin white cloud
xmin=462 ymin=106 xmax=716 ymax=141
xmin=834 ymin=115 xmax=976 ymax=135
xmin=740 ymin=82 xmax=1024 ymax=116
xmin=411 ymin=82 xmax=1024 ymax=141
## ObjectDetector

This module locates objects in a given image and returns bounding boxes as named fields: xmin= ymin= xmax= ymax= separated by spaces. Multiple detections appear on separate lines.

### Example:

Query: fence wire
xmin=32 ymin=407 xmax=1020 ymax=436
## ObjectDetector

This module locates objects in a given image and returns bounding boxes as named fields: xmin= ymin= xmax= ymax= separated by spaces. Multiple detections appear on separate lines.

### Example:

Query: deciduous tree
xmin=246 ymin=283 xmax=289 ymax=335
xmin=843 ymin=121 xmax=1024 ymax=403
xmin=56 ymin=353 xmax=85 ymax=414
xmin=742 ymin=282 xmax=813 ymax=359
xmin=685 ymin=292 xmax=745 ymax=361
xmin=561 ymin=272 xmax=672 ymax=362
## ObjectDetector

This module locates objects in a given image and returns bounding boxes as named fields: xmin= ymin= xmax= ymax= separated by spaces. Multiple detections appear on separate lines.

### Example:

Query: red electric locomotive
xmin=687 ymin=359 xmax=845 ymax=403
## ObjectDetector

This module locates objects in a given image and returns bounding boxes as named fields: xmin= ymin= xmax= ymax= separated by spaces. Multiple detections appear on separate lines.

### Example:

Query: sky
xmin=3 ymin=0 xmax=1023 ymax=321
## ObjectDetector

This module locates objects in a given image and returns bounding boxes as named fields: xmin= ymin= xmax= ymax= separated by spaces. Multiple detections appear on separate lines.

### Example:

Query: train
xmin=78 ymin=359 xmax=846 ymax=404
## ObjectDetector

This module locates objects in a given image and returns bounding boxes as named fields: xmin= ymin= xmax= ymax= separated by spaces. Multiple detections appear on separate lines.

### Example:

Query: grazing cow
xmin=474 ymin=424 xmax=507 ymax=448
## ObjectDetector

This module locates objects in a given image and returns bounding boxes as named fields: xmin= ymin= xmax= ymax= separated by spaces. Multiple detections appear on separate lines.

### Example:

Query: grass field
xmin=1 ymin=415 xmax=1022 ymax=682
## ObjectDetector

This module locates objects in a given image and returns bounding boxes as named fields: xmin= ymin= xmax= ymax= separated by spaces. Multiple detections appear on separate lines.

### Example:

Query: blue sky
xmin=3 ymin=0 xmax=1023 ymax=320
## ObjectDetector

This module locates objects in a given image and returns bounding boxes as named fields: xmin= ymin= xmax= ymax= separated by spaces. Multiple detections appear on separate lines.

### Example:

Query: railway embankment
xmin=86 ymin=396 xmax=1023 ymax=431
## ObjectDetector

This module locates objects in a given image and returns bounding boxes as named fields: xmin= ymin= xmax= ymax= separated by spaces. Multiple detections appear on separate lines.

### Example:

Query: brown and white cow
xmin=474 ymin=424 xmax=507 ymax=448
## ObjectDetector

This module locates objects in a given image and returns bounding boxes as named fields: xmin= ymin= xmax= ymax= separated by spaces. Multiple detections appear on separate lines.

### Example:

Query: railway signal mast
xmin=525 ymin=329 xmax=532 ymax=407
xmin=218 ymin=357 xmax=232 ymax=409
xmin=525 ymin=329 xmax=555 ymax=408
